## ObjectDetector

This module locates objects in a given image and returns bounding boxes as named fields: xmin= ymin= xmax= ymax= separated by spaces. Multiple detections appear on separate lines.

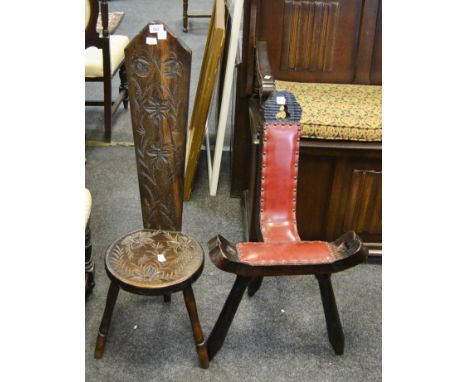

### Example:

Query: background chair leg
xmin=119 ymin=64 xmax=129 ymax=109
xmin=183 ymin=0 xmax=188 ymax=32
xmin=315 ymin=274 xmax=345 ymax=355
xmin=247 ymin=277 xmax=263 ymax=297
xmin=95 ymin=281 xmax=120 ymax=359
xmin=163 ymin=294 xmax=171 ymax=303
xmin=183 ymin=286 xmax=209 ymax=369
xmin=85 ymin=223 xmax=94 ymax=298
xmin=207 ymin=275 xmax=251 ymax=360
xmin=103 ymin=76 xmax=112 ymax=142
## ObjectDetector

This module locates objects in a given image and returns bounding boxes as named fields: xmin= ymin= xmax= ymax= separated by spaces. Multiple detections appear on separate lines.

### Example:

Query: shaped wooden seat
xmin=94 ymin=23 xmax=209 ymax=369
xmin=105 ymin=229 xmax=204 ymax=293
xmin=95 ymin=229 xmax=208 ymax=368
xmin=206 ymin=92 xmax=368 ymax=360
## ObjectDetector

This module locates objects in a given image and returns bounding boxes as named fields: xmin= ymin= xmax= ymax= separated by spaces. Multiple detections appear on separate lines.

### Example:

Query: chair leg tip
xmin=95 ymin=334 xmax=107 ymax=358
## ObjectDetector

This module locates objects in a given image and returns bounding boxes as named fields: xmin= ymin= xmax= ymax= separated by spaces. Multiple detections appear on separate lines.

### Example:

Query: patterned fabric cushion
xmin=275 ymin=81 xmax=382 ymax=142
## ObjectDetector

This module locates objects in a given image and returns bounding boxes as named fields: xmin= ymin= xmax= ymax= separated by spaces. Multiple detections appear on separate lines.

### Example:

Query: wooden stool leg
xmin=247 ymin=276 xmax=263 ymax=297
xmin=183 ymin=286 xmax=209 ymax=369
xmin=207 ymin=276 xmax=251 ymax=360
xmin=95 ymin=281 xmax=120 ymax=359
xmin=183 ymin=0 xmax=188 ymax=32
xmin=315 ymin=274 xmax=345 ymax=355
xmin=164 ymin=294 xmax=171 ymax=303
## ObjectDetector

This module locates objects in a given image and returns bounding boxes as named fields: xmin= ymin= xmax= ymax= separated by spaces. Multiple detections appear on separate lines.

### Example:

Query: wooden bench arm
xmin=256 ymin=41 xmax=276 ymax=103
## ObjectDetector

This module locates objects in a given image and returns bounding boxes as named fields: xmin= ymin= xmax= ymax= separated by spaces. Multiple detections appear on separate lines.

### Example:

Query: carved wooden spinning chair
xmin=94 ymin=23 xmax=209 ymax=369
xmin=206 ymin=91 xmax=368 ymax=360
xmin=85 ymin=0 xmax=129 ymax=141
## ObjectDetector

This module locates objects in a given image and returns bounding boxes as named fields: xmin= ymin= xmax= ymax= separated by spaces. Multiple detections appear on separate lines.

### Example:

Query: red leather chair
xmin=206 ymin=91 xmax=368 ymax=360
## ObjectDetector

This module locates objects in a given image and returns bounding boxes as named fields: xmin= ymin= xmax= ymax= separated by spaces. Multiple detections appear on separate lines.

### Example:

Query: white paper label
xmin=149 ymin=24 xmax=164 ymax=33
xmin=157 ymin=30 xmax=167 ymax=40
xmin=146 ymin=36 xmax=158 ymax=45
xmin=157 ymin=254 xmax=166 ymax=262
xmin=276 ymin=96 xmax=286 ymax=105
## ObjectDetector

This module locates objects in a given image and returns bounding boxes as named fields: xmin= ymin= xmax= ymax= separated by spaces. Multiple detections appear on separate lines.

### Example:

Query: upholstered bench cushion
xmin=275 ymin=81 xmax=382 ymax=142
xmin=85 ymin=35 xmax=129 ymax=77
xmin=85 ymin=188 xmax=92 ymax=227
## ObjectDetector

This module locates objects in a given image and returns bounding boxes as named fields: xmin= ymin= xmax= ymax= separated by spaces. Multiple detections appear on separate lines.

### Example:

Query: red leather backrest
xmin=260 ymin=123 xmax=301 ymax=243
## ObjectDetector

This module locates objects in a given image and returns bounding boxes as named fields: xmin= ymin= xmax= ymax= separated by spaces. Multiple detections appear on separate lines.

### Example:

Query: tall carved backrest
xmin=247 ymin=0 xmax=381 ymax=85
xmin=125 ymin=23 xmax=191 ymax=231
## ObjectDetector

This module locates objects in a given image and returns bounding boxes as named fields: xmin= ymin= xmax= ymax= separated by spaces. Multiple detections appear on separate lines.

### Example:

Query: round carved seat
xmin=95 ymin=229 xmax=209 ymax=368
xmin=105 ymin=229 xmax=204 ymax=294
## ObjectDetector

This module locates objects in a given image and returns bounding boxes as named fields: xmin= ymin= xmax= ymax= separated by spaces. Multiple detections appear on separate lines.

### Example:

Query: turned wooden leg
xmin=164 ymin=294 xmax=171 ymax=303
xmin=247 ymin=277 xmax=263 ymax=297
xmin=183 ymin=286 xmax=209 ymax=369
xmin=95 ymin=281 xmax=120 ymax=359
xmin=207 ymin=276 xmax=251 ymax=360
xmin=316 ymin=274 xmax=345 ymax=355
xmin=85 ymin=223 xmax=95 ymax=298
xmin=183 ymin=0 xmax=188 ymax=32
xmin=119 ymin=64 xmax=129 ymax=109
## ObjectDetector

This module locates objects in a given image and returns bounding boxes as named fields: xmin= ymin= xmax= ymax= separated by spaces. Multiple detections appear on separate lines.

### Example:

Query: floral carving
xmin=147 ymin=142 xmax=174 ymax=170
xmin=126 ymin=31 xmax=189 ymax=232
xmin=143 ymin=96 xmax=171 ymax=123
xmin=107 ymin=231 xmax=202 ymax=284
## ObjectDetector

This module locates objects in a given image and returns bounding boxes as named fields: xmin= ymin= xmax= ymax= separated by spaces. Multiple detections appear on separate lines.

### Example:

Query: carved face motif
xmin=133 ymin=56 xmax=151 ymax=78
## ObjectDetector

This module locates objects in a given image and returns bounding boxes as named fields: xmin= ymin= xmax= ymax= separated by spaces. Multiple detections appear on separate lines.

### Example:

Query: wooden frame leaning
xmin=184 ymin=0 xmax=226 ymax=200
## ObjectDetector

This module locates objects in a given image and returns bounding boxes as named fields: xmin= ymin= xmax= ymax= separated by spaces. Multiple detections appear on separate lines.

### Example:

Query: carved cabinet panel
xmin=258 ymin=0 xmax=364 ymax=83
xmin=295 ymin=145 xmax=382 ymax=246
xmin=125 ymin=22 xmax=191 ymax=231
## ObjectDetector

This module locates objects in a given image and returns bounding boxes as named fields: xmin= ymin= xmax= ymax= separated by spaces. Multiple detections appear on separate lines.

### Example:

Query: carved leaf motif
xmin=147 ymin=142 xmax=174 ymax=170
xmin=108 ymin=231 xmax=199 ymax=283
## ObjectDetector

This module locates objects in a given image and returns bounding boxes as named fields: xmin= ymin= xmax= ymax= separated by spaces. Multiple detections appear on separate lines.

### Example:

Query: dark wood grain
xmin=95 ymin=23 xmax=209 ymax=368
xmin=247 ymin=277 xmax=263 ymax=297
xmin=183 ymin=286 xmax=209 ymax=368
xmin=125 ymin=22 xmax=191 ymax=231
xmin=95 ymin=281 xmax=120 ymax=359
xmin=207 ymin=275 xmax=251 ymax=360
xmin=230 ymin=0 xmax=382 ymax=195
xmin=316 ymin=274 xmax=344 ymax=355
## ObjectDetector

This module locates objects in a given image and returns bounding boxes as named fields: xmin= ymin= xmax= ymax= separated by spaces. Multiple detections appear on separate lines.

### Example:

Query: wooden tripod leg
xmin=207 ymin=276 xmax=251 ymax=360
xmin=183 ymin=286 xmax=209 ymax=369
xmin=315 ymin=274 xmax=345 ymax=355
xmin=95 ymin=281 xmax=120 ymax=359
xmin=247 ymin=277 xmax=263 ymax=297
